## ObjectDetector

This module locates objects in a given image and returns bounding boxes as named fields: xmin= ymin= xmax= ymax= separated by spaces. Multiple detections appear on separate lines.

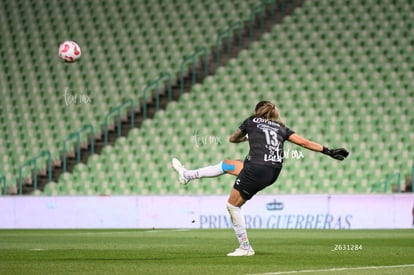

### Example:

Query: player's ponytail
xmin=254 ymin=101 xmax=284 ymax=124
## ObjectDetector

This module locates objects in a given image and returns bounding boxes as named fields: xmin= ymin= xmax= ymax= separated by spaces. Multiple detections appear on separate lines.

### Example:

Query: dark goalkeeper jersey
xmin=239 ymin=116 xmax=295 ymax=168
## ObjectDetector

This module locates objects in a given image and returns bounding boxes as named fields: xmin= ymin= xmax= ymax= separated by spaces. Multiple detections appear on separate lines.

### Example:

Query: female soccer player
xmin=172 ymin=101 xmax=272 ymax=185
xmin=172 ymin=101 xmax=349 ymax=256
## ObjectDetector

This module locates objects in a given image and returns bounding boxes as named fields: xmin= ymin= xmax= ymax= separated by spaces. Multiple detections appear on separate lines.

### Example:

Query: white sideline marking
xmin=30 ymin=248 xmax=48 ymax=251
xmin=145 ymin=229 xmax=191 ymax=233
xmin=248 ymin=264 xmax=414 ymax=275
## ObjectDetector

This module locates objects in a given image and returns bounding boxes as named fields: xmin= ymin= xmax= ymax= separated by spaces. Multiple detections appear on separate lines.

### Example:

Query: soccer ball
xmin=58 ymin=40 xmax=81 ymax=62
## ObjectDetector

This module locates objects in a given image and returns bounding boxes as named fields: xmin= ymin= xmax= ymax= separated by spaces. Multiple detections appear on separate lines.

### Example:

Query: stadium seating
xmin=2 ymin=0 xmax=413 ymax=195
xmin=0 ymin=0 xmax=259 ymax=193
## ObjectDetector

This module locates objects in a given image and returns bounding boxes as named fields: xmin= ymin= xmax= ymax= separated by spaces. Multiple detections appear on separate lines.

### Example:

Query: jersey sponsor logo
xmin=264 ymin=153 xmax=282 ymax=162
xmin=257 ymin=123 xmax=279 ymax=133
xmin=252 ymin=117 xmax=280 ymax=127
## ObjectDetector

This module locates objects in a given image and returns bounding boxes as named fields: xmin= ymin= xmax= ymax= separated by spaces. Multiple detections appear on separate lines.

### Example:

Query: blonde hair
xmin=253 ymin=101 xmax=284 ymax=124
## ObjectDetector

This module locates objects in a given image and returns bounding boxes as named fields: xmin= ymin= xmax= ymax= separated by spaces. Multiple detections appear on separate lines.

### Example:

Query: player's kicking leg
xmin=171 ymin=158 xmax=243 ymax=185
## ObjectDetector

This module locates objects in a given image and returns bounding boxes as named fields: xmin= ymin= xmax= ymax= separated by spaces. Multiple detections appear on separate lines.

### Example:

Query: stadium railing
xmin=18 ymin=150 xmax=52 ymax=195
xmin=371 ymin=172 xmax=401 ymax=193
xmin=10 ymin=0 xmax=306 ymax=195
xmin=142 ymin=72 xmax=173 ymax=119
xmin=103 ymin=98 xmax=135 ymax=145
xmin=179 ymin=47 xmax=208 ymax=95
xmin=249 ymin=3 xmax=266 ymax=38
xmin=1 ymin=175 xmax=5 ymax=195
xmin=63 ymin=124 xmax=95 ymax=173
xmin=371 ymin=165 xmax=414 ymax=193
xmin=216 ymin=21 xmax=243 ymax=63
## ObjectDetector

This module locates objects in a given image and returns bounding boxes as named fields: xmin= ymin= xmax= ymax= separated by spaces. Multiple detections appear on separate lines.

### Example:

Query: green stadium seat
xmin=3 ymin=0 xmax=412 ymax=195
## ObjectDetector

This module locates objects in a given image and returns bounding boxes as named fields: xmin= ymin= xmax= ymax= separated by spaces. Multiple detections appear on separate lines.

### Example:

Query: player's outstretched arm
xmin=229 ymin=129 xmax=248 ymax=143
xmin=288 ymin=133 xmax=349 ymax=161
xmin=288 ymin=133 xmax=323 ymax=152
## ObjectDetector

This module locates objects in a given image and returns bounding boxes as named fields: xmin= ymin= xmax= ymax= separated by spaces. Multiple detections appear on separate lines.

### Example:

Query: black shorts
xmin=233 ymin=162 xmax=282 ymax=200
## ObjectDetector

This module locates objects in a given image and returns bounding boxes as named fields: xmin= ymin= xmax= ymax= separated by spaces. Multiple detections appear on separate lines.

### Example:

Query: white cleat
xmin=227 ymin=247 xmax=255 ymax=256
xmin=172 ymin=158 xmax=189 ymax=185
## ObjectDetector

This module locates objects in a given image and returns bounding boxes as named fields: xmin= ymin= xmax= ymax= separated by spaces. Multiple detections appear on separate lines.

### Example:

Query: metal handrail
xmin=18 ymin=150 xmax=52 ymax=195
xmin=104 ymin=98 xmax=134 ymax=145
xmin=62 ymin=124 xmax=95 ymax=173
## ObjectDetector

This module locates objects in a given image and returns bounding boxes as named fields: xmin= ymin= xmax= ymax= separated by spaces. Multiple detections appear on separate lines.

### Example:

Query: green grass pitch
xmin=0 ymin=229 xmax=413 ymax=275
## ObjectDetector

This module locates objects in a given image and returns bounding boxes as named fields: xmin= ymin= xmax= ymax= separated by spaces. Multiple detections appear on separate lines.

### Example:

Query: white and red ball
xmin=58 ymin=40 xmax=81 ymax=62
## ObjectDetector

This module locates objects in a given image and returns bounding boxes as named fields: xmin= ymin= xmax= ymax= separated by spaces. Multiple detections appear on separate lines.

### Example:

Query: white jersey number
xmin=263 ymin=129 xmax=278 ymax=146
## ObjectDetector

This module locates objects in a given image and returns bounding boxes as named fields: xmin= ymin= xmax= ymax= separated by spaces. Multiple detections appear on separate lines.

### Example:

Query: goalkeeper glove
xmin=322 ymin=146 xmax=349 ymax=161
